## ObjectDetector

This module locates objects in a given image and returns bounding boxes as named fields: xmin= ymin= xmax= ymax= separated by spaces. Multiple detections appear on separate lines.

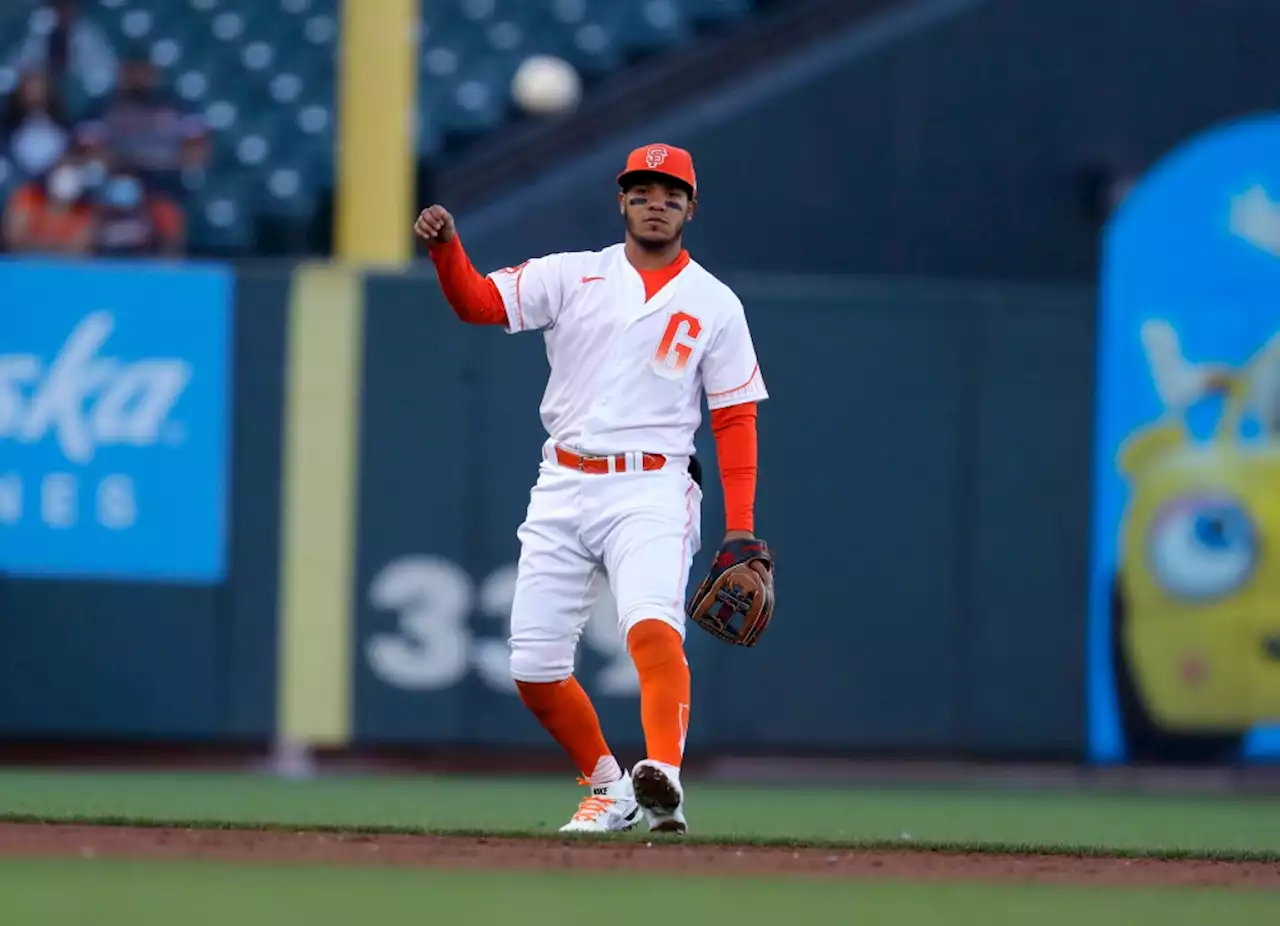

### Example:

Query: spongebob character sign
xmin=1091 ymin=115 xmax=1280 ymax=762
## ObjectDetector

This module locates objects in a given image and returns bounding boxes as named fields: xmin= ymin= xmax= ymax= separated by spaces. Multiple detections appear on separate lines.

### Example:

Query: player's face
xmin=619 ymin=180 xmax=695 ymax=249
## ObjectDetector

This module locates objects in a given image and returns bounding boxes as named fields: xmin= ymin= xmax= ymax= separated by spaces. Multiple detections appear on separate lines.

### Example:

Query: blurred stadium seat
xmin=3 ymin=0 xmax=760 ymax=254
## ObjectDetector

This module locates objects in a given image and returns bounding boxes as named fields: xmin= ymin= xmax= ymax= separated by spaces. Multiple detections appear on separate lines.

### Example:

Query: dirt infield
xmin=0 ymin=824 xmax=1275 ymax=888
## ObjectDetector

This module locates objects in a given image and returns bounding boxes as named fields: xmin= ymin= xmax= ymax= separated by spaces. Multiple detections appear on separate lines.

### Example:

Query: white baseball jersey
xmin=487 ymin=243 xmax=768 ymax=456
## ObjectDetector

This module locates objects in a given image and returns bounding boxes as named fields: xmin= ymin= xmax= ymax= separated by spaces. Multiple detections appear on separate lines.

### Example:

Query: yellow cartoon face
xmin=1116 ymin=430 xmax=1280 ymax=732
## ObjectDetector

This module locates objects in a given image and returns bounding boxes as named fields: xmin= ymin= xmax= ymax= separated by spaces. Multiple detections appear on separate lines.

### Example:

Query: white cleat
xmin=632 ymin=760 xmax=687 ymax=834
xmin=558 ymin=772 xmax=642 ymax=833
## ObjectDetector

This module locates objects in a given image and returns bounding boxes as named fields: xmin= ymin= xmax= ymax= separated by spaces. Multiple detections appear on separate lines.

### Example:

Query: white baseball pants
xmin=508 ymin=446 xmax=702 ymax=683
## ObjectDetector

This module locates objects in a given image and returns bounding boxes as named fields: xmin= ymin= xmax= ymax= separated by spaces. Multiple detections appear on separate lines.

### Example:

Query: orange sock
xmin=626 ymin=620 xmax=691 ymax=767
xmin=515 ymin=677 xmax=618 ymax=782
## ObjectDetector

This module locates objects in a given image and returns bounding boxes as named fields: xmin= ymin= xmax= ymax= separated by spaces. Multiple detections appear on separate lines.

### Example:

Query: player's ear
xmin=618 ymin=191 xmax=625 ymax=215
xmin=687 ymin=198 xmax=697 ymax=221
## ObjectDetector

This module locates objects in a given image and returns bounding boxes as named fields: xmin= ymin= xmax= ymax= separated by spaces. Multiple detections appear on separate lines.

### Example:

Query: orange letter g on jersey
xmin=652 ymin=311 xmax=702 ymax=380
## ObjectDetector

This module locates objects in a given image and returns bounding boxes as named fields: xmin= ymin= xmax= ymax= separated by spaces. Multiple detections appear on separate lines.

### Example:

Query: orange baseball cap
xmin=617 ymin=143 xmax=697 ymax=197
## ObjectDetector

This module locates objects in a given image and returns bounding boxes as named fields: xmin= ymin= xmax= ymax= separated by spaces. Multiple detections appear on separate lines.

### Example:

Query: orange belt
xmin=554 ymin=445 xmax=667 ymax=474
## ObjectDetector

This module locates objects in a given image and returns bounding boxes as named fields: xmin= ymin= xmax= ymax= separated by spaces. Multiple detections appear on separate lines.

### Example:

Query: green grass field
xmin=2 ymin=860 xmax=1276 ymax=926
xmin=1 ymin=769 xmax=1277 ymax=926
xmin=2 ymin=768 xmax=1277 ymax=853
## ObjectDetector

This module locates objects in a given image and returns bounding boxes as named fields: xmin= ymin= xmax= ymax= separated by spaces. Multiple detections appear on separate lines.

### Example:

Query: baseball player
xmin=413 ymin=144 xmax=773 ymax=834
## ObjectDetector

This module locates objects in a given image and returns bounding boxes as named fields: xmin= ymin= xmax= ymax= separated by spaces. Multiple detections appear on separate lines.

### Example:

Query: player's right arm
xmin=415 ymin=205 xmax=506 ymax=326
xmin=414 ymin=205 xmax=563 ymax=332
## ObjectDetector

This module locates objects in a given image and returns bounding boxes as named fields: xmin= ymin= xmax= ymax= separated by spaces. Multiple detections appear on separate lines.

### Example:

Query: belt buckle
xmin=559 ymin=445 xmax=587 ymax=471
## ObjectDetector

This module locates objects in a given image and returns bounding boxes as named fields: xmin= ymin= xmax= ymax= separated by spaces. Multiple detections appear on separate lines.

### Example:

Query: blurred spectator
xmin=94 ymin=168 xmax=185 ymax=258
xmin=13 ymin=1 xmax=118 ymax=91
xmin=76 ymin=56 xmax=209 ymax=195
xmin=2 ymin=153 xmax=95 ymax=255
xmin=1 ymin=69 xmax=71 ymax=179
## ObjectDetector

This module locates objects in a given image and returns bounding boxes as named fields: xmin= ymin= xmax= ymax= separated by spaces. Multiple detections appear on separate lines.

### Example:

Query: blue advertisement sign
xmin=1090 ymin=115 xmax=1280 ymax=763
xmin=0 ymin=260 xmax=233 ymax=582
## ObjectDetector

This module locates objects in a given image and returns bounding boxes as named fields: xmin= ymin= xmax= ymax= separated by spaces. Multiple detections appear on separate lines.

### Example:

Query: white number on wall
xmin=473 ymin=563 xmax=518 ymax=693
xmin=366 ymin=555 xmax=640 ymax=696
xmin=366 ymin=556 xmax=472 ymax=690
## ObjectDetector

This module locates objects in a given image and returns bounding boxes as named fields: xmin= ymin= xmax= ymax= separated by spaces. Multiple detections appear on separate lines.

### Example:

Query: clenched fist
xmin=414 ymin=205 xmax=456 ymax=245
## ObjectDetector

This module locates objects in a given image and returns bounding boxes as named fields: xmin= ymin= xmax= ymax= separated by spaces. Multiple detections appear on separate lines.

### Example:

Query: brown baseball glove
xmin=687 ymin=538 xmax=775 ymax=647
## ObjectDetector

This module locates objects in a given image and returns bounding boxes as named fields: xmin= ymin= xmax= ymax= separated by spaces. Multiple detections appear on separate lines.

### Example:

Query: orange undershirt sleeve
xmin=709 ymin=402 xmax=758 ymax=534
xmin=428 ymin=236 xmax=507 ymax=326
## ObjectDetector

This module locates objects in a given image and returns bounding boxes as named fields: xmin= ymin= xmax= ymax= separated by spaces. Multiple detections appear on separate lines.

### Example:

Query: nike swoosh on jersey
xmin=581 ymin=276 xmax=606 ymax=283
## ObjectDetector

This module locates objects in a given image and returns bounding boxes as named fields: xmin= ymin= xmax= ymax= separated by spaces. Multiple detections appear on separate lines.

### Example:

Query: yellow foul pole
xmin=336 ymin=0 xmax=418 ymax=266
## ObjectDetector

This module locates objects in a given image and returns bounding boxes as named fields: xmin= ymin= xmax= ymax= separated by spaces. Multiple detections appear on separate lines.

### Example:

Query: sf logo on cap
xmin=645 ymin=146 xmax=669 ymax=168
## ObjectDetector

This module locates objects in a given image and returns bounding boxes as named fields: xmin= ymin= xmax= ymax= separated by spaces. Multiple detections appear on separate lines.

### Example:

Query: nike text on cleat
xmin=559 ymin=771 xmax=641 ymax=833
